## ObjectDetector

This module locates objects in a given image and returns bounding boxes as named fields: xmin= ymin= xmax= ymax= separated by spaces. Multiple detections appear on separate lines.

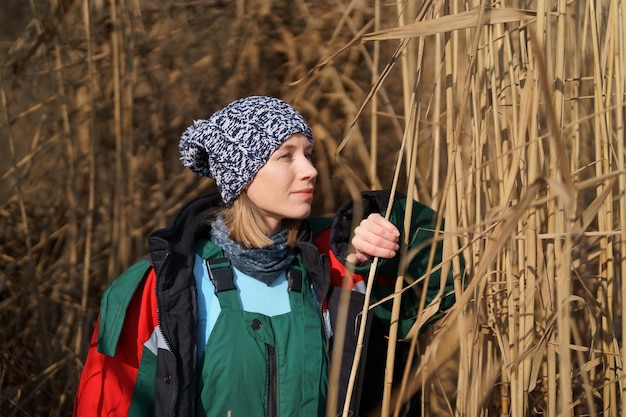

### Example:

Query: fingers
xmin=364 ymin=213 xmax=400 ymax=237
xmin=346 ymin=252 xmax=369 ymax=265
xmin=349 ymin=213 xmax=400 ymax=261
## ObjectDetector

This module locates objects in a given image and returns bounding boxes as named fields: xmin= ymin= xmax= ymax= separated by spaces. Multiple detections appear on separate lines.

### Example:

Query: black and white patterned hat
xmin=179 ymin=96 xmax=314 ymax=204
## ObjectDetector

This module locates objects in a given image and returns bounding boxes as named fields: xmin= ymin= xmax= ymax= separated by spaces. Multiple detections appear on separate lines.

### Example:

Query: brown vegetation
xmin=1 ymin=1 xmax=625 ymax=416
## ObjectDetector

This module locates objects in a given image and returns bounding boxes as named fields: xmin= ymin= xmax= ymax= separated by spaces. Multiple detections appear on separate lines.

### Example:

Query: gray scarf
xmin=210 ymin=217 xmax=295 ymax=285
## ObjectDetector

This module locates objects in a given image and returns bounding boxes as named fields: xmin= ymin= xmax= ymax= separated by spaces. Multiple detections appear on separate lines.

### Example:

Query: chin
xmin=290 ymin=208 xmax=312 ymax=220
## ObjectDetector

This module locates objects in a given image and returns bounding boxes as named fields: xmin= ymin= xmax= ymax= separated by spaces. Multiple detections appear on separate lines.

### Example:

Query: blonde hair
xmin=219 ymin=192 xmax=300 ymax=249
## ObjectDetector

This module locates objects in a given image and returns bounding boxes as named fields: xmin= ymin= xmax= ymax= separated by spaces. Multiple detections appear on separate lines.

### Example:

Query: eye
xmin=305 ymin=152 xmax=314 ymax=160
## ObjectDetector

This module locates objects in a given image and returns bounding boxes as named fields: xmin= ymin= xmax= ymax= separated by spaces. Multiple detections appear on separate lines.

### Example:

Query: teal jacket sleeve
xmin=98 ymin=258 xmax=152 ymax=355
xmin=329 ymin=190 xmax=458 ymax=338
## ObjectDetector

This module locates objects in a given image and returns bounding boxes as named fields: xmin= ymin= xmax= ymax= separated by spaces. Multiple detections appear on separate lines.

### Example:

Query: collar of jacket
xmin=296 ymin=222 xmax=330 ymax=302
xmin=146 ymin=192 xmax=222 ymax=417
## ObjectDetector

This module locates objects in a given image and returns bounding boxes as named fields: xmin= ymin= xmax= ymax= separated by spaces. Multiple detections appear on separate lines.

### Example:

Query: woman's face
xmin=246 ymin=133 xmax=317 ymax=233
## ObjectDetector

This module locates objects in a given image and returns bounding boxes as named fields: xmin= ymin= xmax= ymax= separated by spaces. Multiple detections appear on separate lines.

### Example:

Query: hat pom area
xmin=179 ymin=119 xmax=215 ymax=178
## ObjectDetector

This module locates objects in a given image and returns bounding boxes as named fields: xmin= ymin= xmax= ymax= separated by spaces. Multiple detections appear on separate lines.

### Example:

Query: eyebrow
xmin=277 ymin=142 xmax=314 ymax=151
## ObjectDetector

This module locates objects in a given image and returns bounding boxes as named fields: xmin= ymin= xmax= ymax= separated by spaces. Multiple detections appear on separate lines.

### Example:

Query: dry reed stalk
xmin=369 ymin=0 xmax=379 ymax=189
xmin=50 ymin=32 xmax=79 ymax=367
xmin=325 ymin=170 xmax=364 ymax=417
xmin=544 ymin=0 xmax=576 ymax=414
xmin=381 ymin=96 xmax=419 ymax=417
xmin=588 ymin=1 xmax=616 ymax=415
xmin=538 ymin=5 xmax=577 ymax=411
xmin=601 ymin=4 xmax=620 ymax=414
xmin=453 ymin=3 xmax=488 ymax=416
xmin=76 ymin=0 xmax=97 ymax=360
xmin=382 ymin=5 xmax=433 ymax=414
xmin=340 ymin=83 xmax=411 ymax=416
xmin=617 ymin=0 xmax=626 ymax=411
xmin=109 ymin=0 xmax=126 ymax=278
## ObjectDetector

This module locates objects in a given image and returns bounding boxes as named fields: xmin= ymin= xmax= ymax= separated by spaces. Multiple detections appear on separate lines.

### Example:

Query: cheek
xmin=260 ymin=169 xmax=290 ymax=190
xmin=246 ymin=164 xmax=294 ymax=201
xmin=246 ymin=176 xmax=281 ymax=205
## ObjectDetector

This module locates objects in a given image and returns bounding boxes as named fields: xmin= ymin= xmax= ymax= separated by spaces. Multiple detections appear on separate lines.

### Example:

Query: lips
xmin=293 ymin=188 xmax=314 ymax=199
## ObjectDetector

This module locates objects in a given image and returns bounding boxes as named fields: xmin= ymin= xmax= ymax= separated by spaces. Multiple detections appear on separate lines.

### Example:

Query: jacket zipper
xmin=267 ymin=344 xmax=277 ymax=417
xmin=154 ymin=251 xmax=180 ymax=417
xmin=318 ymin=253 xmax=338 ymax=414
xmin=319 ymin=254 xmax=331 ymax=363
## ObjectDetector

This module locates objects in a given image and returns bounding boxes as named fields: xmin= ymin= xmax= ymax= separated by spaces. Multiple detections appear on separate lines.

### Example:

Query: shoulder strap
xmin=206 ymin=258 xmax=236 ymax=294
xmin=287 ymin=261 xmax=303 ymax=293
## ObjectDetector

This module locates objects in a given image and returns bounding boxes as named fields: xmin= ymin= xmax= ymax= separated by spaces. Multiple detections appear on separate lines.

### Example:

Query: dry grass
xmin=1 ymin=1 xmax=625 ymax=416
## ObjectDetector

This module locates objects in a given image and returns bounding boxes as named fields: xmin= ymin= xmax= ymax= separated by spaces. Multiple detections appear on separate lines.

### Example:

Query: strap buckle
xmin=206 ymin=258 xmax=236 ymax=294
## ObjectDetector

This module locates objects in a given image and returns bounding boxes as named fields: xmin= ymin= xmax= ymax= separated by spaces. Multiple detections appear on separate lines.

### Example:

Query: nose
xmin=299 ymin=155 xmax=318 ymax=180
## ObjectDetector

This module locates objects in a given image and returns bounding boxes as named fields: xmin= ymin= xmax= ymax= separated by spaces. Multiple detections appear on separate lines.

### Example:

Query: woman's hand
xmin=346 ymin=213 xmax=400 ymax=265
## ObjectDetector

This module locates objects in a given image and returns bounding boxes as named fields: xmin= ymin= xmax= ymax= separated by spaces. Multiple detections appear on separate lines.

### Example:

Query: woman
xmin=73 ymin=96 xmax=455 ymax=417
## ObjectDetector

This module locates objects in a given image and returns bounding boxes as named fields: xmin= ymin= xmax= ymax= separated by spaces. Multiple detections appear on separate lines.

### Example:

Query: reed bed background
xmin=1 ymin=0 xmax=624 ymax=416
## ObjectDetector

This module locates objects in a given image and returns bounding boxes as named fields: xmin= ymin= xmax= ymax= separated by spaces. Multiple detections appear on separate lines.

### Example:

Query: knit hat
xmin=179 ymin=96 xmax=314 ymax=205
